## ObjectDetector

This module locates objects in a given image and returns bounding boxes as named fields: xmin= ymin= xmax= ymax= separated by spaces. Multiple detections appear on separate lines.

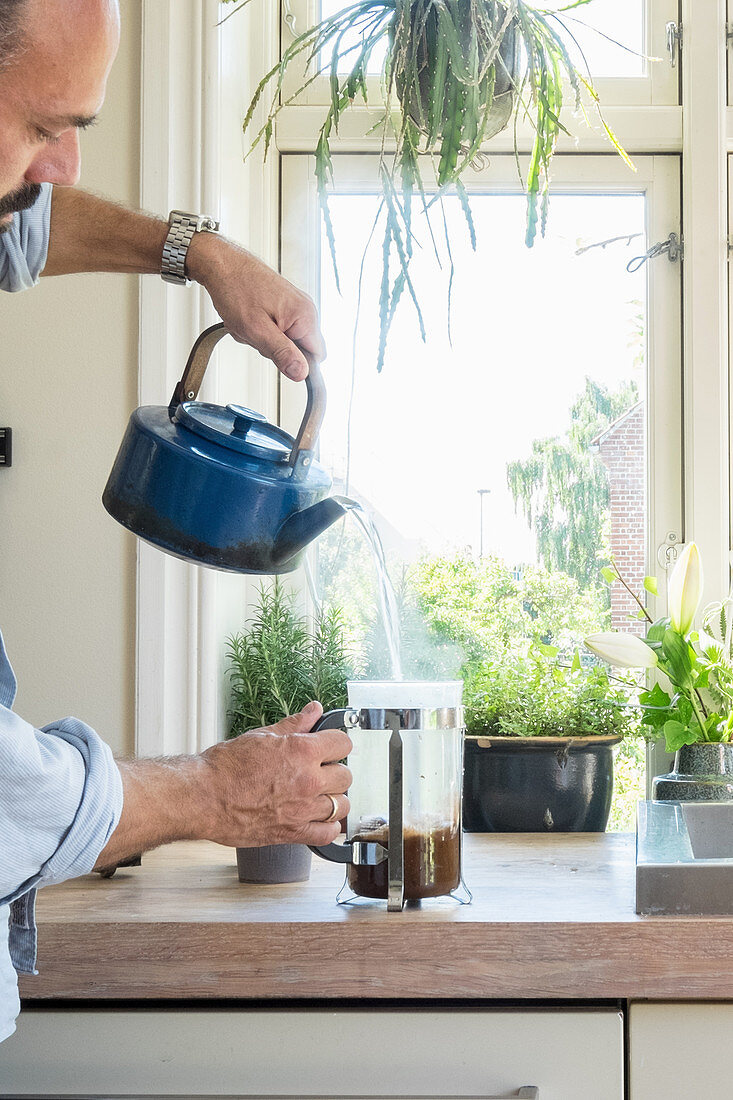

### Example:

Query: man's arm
xmin=43 ymin=187 xmax=324 ymax=382
xmin=93 ymin=702 xmax=352 ymax=870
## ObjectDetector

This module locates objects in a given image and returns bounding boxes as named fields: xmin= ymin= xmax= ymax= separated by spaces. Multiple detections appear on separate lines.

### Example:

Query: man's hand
xmin=93 ymin=701 xmax=352 ymax=869
xmin=187 ymin=232 xmax=325 ymax=383
xmin=199 ymin=701 xmax=351 ymax=848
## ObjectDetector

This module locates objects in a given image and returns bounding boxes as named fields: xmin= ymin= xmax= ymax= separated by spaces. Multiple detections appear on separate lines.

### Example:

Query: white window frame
xmin=136 ymin=0 xmax=280 ymax=755
xmin=136 ymin=1 xmax=731 ymax=766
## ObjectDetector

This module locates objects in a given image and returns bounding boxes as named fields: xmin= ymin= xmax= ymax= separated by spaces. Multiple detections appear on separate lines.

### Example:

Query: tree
xmin=506 ymin=376 xmax=638 ymax=589
xmin=409 ymin=551 xmax=608 ymax=662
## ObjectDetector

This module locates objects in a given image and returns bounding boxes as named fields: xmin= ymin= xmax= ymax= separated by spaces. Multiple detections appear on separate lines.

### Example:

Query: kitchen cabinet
xmin=629 ymin=1002 xmax=733 ymax=1098
xmin=0 ymin=1007 xmax=624 ymax=1099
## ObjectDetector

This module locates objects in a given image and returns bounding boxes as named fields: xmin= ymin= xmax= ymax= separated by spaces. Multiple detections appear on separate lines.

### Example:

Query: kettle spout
xmin=273 ymin=496 xmax=348 ymax=568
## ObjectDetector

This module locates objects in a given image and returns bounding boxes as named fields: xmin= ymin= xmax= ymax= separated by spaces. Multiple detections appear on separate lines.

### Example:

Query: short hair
xmin=0 ymin=0 xmax=27 ymax=71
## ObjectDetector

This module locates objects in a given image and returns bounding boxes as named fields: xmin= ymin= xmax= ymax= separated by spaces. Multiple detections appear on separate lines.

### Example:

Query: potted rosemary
xmin=227 ymin=580 xmax=353 ymax=881
xmin=226 ymin=0 xmax=632 ymax=368
xmin=462 ymin=644 xmax=638 ymax=832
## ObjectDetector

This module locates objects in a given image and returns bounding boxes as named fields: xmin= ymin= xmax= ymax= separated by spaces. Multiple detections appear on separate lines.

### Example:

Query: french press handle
xmin=307 ymin=708 xmax=354 ymax=864
xmin=168 ymin=322 xmax=327 ymax=473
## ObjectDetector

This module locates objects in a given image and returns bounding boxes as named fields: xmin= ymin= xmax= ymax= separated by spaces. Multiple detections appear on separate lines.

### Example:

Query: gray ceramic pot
xmin=652 ymin=743 xmax=733 ymax=801
xmin=235 ymin=844 xmax=312 ymax=884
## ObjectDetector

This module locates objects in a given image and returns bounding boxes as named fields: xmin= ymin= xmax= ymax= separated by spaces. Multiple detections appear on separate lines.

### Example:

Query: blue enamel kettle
xmin=103 ymin=323 xmax=346 ymax=574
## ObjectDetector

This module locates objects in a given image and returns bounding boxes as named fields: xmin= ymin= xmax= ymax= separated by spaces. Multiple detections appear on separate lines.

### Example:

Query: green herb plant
xmin=223 ymin=0 xmax=633 ymax=369
xmin=464 ymin=643 xmax=637 ymax=739
xmin=226 ymin=580 xmax=353 ymax=735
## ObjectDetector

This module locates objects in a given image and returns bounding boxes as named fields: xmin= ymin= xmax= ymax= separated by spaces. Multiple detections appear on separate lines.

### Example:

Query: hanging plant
xmin=223 ymin=0 xmax=634 ymax=369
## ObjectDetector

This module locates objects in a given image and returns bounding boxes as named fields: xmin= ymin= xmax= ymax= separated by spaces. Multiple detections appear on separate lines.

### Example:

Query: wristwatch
xmin=161 ymin=209 xmax=220 ymax=286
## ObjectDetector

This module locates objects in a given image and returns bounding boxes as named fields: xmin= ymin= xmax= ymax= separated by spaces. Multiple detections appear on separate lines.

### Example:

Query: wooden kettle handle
xmin=168 ymin=323 xmax=326 ymax=475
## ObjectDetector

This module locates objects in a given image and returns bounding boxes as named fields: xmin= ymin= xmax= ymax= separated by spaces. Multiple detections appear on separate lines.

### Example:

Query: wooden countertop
xmin=19 ymin=833 xmax=733 ymax=1002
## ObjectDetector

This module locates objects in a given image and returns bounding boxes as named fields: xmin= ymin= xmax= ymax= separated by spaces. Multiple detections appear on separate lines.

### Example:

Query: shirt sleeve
xmin=0 ymin=183 xmax=53 ymax=293
xmin=0 ymin=705 xmax=123 ymax=906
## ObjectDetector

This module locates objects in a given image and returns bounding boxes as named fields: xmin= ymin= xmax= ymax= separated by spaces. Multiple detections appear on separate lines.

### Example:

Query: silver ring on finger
xmin=324 ymin=793 xmax=340 ymax=823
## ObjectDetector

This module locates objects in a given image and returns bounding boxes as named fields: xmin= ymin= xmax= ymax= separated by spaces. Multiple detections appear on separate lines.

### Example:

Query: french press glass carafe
xmin=310 ymin=681 xmax=471 ymax=911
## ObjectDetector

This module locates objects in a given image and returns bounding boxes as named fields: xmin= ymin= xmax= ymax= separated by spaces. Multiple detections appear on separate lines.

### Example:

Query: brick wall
xmin=595 ymin=404 xmax=646 ymax=634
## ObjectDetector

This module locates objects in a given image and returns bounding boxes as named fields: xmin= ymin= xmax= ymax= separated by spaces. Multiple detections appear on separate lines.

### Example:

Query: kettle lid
xmin=174 ymin=401 xmax=293 ymax=463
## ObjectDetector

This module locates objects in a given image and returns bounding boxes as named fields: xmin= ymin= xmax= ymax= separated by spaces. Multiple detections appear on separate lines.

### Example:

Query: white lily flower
xmin=585 ymin=632 xmax=659 ymax=669
xmin=668 ymin=542 xmax=703 ymax=636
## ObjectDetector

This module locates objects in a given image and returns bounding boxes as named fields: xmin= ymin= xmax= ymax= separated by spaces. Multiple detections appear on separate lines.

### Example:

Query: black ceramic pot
xmin=652 ymin=743 xmax=733 ymax=801
xmin=462 ymin=734 xmax=622 ymax=832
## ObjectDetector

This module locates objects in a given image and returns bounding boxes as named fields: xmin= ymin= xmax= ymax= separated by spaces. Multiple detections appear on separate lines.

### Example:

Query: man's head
xmin=0 ymin=0 xmax=119 ymax=233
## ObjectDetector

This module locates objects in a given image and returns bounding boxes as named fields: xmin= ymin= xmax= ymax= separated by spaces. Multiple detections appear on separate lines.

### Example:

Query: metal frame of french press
xmin=311 ymin=705 xmax=468 ymax=913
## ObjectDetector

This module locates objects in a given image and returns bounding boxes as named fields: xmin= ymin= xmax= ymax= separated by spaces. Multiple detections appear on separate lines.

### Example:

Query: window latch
xmin=627 ymin=233 xmax=683 ymax=273
xmin=657 ymin=532 xmax=687 ymax=571
xmin=666 ymin=21 xmax=682 ymax=67
xmin=283 ymin=0 xmax=296 ymax=36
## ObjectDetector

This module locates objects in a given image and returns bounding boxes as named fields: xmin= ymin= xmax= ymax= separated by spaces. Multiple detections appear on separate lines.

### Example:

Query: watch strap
xmin=161 ymin=210 xmax=220 ymax=286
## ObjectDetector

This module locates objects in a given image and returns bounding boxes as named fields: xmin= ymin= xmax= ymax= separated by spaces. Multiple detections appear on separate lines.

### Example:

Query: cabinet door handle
xmin=45 ymin=1092 xmax=540 ymax=1100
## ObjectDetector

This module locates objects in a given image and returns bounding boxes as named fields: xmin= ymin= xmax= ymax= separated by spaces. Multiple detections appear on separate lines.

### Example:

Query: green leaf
xmin=454 ymin=180 xmax=476 ymax=251
xmin=664 ymin=719 xmax=699 ymax=753
xmin=646 ymin=619 xmax=670 ymax=645
xmin=696 ymin=665 xmax=711 ymax=690
xmin=639 ymin=683 xmax=672 ymax=732
xmin=643 ymin=576 xmax=659 ymax=596
xmin=662 ymin=628 xmax=694 ymax=688
xmin=676 ymin=695 xmax=693 ymax=726
xmin=600 ymin=566 xmax=616 ymax=585
xmin=639 ymin=683 xmax=672 ymax=708
xmin=704 ymin=713 xmax=726 ymax=742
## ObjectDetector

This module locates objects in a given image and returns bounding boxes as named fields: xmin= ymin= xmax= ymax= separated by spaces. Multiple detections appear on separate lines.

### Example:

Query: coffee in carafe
xmin=349 ymin=818 xmax=460 ymax=901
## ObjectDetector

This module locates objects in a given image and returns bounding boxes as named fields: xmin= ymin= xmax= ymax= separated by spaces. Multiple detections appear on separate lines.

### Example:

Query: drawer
xmin=630 ymin=1002 xmax=733 ymax=1099
xmin=1 ymin=1006 xmax=624 ymax=1099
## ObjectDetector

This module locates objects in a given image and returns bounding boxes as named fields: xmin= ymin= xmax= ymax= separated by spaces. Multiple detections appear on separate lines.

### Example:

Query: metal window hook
xmin=627 ymin=233 xmax=683 ymax=274
xmin=666 ymin=21 xmax=682 ymax=67
xmin=283 ymin=0 xmax=297 ymax=36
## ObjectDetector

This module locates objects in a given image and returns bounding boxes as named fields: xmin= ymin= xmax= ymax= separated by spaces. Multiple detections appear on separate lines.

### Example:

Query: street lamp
xmin=477 ymin=489 xmax=491 ymax=559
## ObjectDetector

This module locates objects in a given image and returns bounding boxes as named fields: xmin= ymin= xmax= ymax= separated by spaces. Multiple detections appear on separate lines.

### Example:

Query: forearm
xmin=43 ymin=186 xmax=169 ymax=277
xmin=93 ymin=755 xmax=214 ymax=870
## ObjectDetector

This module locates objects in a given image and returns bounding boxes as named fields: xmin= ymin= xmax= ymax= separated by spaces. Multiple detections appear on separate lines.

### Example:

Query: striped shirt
xmin=0 ymin=188 xmax=123 ymax=1042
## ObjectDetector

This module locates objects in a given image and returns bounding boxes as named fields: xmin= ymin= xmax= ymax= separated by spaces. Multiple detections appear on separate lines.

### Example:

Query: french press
xmin=310 ymin=681 xmax=471 ymax=911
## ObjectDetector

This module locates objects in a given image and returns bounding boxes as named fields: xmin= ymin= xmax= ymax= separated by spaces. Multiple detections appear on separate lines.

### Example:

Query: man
xmin=0 ymin=0 xmax=353 ymax=1043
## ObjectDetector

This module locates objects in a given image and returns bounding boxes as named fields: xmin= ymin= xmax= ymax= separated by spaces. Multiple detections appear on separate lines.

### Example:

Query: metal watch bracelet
xmin=161 ymin=209 xmax=220 ymax=286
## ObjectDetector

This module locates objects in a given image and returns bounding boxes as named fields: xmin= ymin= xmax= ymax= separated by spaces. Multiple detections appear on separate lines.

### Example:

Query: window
xmin=140 ymin=3 xmax=730 ymax=793
xmin=280 ymin=150 xmax=681 ymax=826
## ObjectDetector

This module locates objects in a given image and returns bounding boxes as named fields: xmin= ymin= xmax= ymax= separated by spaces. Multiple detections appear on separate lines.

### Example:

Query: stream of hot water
xmin=331 ymin=497 xmax=403 ymax=680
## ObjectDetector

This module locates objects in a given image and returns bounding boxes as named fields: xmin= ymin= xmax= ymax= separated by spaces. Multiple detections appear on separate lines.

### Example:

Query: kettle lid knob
xmin=227 ymin=404 xmax=268 ymax=438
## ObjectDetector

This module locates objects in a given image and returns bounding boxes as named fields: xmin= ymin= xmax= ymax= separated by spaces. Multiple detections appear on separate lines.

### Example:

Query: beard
xmin=0 ymin=182 xmax=42 ymax=234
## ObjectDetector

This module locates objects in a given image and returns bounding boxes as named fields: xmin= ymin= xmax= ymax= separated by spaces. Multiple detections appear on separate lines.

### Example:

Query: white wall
xmin=0 ymin=6 xmax=141 ymax=754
